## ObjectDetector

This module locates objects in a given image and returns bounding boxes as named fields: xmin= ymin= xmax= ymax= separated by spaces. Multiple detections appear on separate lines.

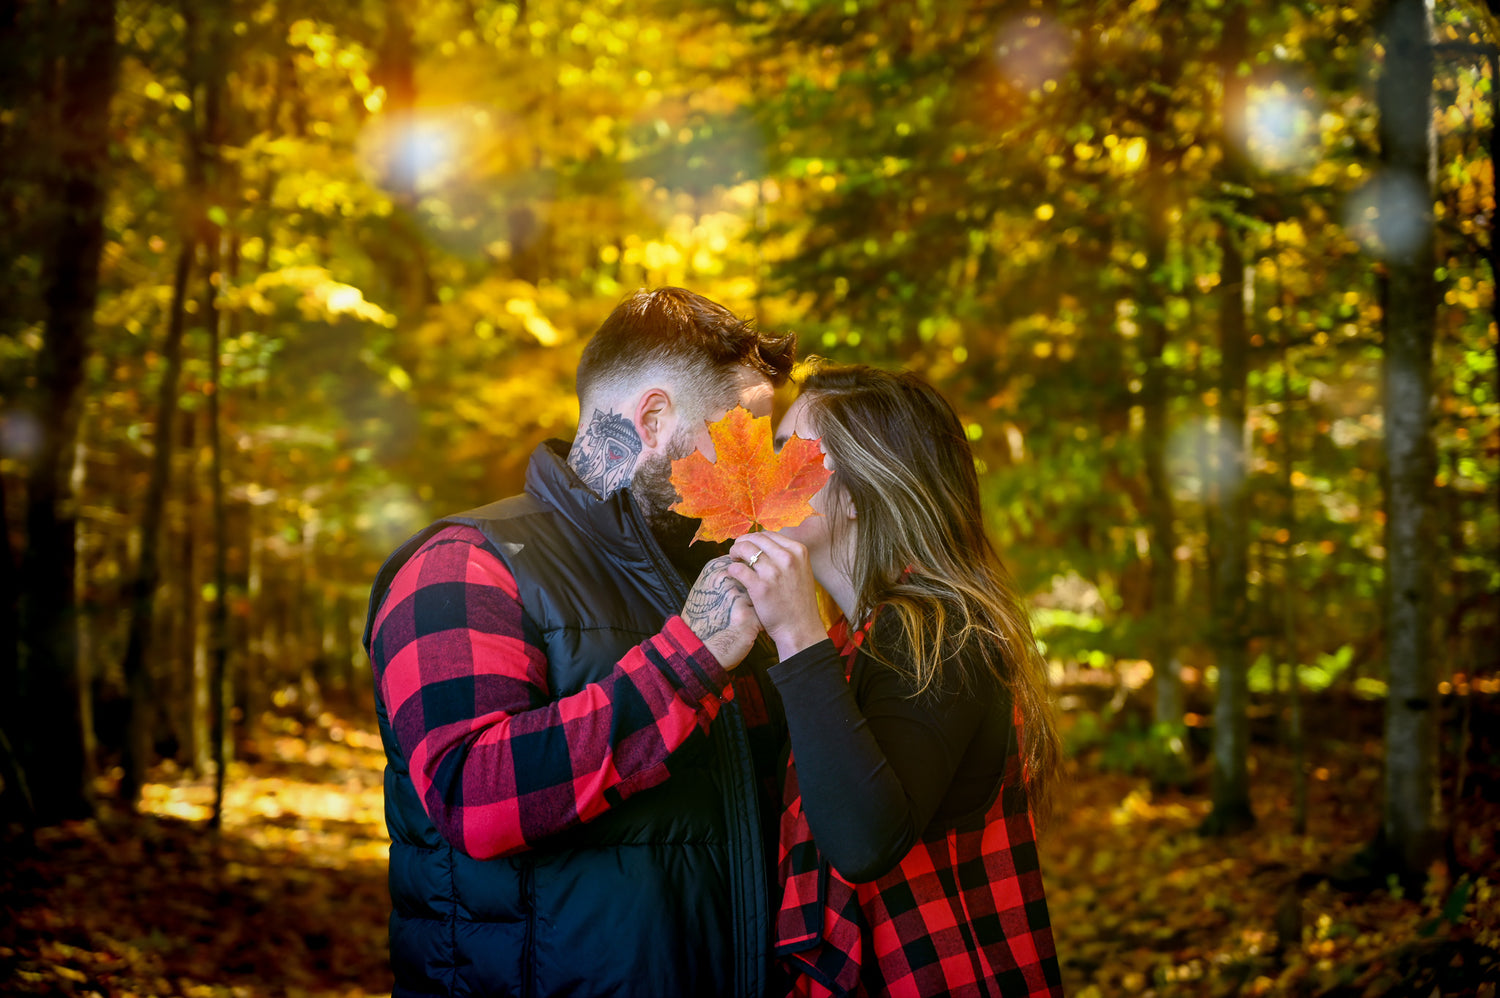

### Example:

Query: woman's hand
xmin=724 ymin=532 xmax=828 ymax=660
xmin=682 ymin=556 xmax=762 ymax=670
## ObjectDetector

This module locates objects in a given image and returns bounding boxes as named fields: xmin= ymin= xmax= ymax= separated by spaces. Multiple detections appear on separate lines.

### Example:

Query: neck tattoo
xmin=570 ymin=409 xmax=643 ymax=497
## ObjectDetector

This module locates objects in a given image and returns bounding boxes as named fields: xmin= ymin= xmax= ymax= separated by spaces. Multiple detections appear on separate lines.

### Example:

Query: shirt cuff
xmin=655 ymin=615 xmax=734 ymax=703
xmin=767 ymin=638 xmax=842 ymax=687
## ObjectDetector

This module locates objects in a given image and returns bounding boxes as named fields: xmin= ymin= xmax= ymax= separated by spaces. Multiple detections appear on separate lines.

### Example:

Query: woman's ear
xmin=840 ymin=486 xmax=858 ymax=521
xmin=634 ymin=388 xmax=672 ymax=450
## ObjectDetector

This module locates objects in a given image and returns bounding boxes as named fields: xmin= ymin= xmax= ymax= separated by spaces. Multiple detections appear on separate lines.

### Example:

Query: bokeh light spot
xmin=1342 ymin=170 xmax=1432 ymax=262
xmin=1 ymin=409 xmax=43 ymax=463
xmin=1244 ymin=83 xmax=1321 ymax=175
xmin=993 ymin=16 xmax=1074 ymax=92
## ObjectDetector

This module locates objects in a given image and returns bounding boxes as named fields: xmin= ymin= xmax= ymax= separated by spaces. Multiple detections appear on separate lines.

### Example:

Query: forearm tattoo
xmin=683 ymin=556 xmax=745 ymax=637
xmin=570 ymin=409 xmax=642 ymax=497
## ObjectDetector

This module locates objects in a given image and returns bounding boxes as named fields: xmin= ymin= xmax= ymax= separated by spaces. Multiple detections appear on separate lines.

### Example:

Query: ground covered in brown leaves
xmin=2 ymin=694 xmax=1498 ymax=997
xmin=1 ymin=707 xmax=391 ymax=998
xmin=1048 ymin=690 xmax=1500 ymax=996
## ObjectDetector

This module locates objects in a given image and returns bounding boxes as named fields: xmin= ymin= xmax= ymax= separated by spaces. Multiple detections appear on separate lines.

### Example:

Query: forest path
xmin=3 ymin=693 xmax=1498 ymax=996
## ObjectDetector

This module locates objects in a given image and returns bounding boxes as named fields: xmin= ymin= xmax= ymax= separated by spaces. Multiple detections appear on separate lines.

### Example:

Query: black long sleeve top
xmin=766 ymin=612 xmax=1013 ymax=882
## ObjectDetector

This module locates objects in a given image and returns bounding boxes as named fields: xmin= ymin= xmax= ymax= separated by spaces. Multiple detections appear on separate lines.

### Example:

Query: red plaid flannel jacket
xmin=774 ymin=620 xmax=1064 ymax=997
xmin=367 ymin=524 xmax=763 ymax=859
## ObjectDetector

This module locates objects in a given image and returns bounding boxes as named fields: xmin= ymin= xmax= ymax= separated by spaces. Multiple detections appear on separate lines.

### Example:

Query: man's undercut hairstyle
xmin=575 ymin=287 xmax=796 ymax=420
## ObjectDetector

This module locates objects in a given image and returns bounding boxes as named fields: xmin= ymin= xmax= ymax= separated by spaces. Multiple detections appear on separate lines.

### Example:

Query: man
xmin=363 ymin=288 xmax=795 ymax=998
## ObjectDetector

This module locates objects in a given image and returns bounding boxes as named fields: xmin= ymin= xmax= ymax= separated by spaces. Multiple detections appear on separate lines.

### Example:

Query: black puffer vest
xmin=364 ymin=442 xmax=776 ymax=998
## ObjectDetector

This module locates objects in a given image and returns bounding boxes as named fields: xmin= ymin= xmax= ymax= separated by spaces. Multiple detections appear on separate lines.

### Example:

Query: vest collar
xmin=525 ymin=439 xmax=689 ymax=611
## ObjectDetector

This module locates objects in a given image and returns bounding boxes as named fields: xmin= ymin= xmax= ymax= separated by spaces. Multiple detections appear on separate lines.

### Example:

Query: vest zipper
xmin=713 ymin=700 xmax=767 ymax=998
xmin=626 ymin=499 xmax=690 ymax=609
xmin=630 ymin=497 xmax=765 ymax=996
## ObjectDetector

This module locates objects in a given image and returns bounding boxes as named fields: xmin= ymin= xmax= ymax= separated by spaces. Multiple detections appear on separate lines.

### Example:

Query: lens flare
xmin=356 ymin=105 xmax=552 ymax=260
xmin=0 ymin=409 xmax=42 ymax=462
xmin=1166 ymin=418 xmax=1251 ymax=496
xmin=993 ymin=15 xmax=1074 ymax=92
xmin=356 ymin=484 xmax=425 ymax=550
xmin=1244 ymin=84 xmax=1321 ymax=175
xmin=1342 ymin=170 xmax=1432 ymax=262
xmin=627 ymin=94 xmax=768 ymax=229
xmin=389 ymin=119 xmax=457 ymax=192
xmin=358 ymin=109 xmax=473 ymax=196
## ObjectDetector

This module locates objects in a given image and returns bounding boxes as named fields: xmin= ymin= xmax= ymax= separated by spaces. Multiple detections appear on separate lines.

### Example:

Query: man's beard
xmin=632 ymin=430 xmax=704 ymax=561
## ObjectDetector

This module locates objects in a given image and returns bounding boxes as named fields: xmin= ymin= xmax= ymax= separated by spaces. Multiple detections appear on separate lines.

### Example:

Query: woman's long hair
xmin=799 ymin=364 xmax=1062 ymax=822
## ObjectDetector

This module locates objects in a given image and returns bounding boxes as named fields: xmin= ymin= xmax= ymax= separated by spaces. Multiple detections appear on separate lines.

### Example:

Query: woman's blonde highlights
xmin=800 ymin=365 xmax=1063 ymax=824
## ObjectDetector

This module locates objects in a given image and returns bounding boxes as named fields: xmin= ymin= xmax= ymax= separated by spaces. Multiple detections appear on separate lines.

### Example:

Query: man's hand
xmin=682 ymin=555 xmax=762 ymax=670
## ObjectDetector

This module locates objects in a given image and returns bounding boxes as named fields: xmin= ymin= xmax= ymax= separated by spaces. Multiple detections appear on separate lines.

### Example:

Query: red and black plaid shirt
xmin=367 ymin=524 xmax=755 ymax=859
xmin=775 ymin=620 xmax=1064 ymax=997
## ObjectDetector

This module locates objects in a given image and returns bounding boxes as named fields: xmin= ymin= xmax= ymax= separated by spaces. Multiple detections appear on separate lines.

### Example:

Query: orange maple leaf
xmin=669 ymin=406 xmax=834 ymax=544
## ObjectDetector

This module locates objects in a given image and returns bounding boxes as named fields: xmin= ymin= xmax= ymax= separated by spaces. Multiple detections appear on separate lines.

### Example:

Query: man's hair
xmin=575 ymin=288 xmax=796 ymax=419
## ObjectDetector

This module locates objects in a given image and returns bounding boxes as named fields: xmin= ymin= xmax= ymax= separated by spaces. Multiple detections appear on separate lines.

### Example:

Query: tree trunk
xmin=72 ymin=431 xmax=98 ymax=790
xmin=246 ymin=501 xmax=267 ymax=734
xmin=1204 ymin=0 xmax=1255 ymax=836
xmin=1377 ymin=0 xmax=1443 ymax=887
xmin=187 ymin=432 xmax=210 ymax=773
xmin=1277 ymin=256 xmax=1307 ymax=836
xmin=1138 ymin=4 xmax=1185 ymax=755
xmin=208 ymin=232 xmax=232 ymax=828
xmin=178 ymin=407 xmax=205 ymax=771
xmin=15 ymin=0 xmax=117 ymax=826
xmin=294 ymin=519 xmax=321 ymax=717
xmin=117 ymin=239 xmax=194 ymax=806
xmin=1188 ymin=306 xmax=1219 ymax=621
xmin=0 ymin=469 xmax=33 ymax=819
xmin=0 ymin=0 xmax=50 ymax=340
xmin=1141 ymin=179 xmax=1183 ymax=739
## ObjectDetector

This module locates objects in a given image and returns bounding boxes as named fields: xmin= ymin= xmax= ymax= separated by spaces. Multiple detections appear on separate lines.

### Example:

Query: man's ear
xmin=634 ymin=388 xmax=672 ymax=450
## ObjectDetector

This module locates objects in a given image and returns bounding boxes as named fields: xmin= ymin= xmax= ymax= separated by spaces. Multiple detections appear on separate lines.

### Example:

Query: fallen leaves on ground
xmin=0 ymin=703 xmax=392 ymax=998
xmin=4 ymin=694 xmax=1499 ymax=996
xmin=1045 ymin=698 xmax=1500 ymax=996
xmin=669 ymin=405 xmax=833 ymax=543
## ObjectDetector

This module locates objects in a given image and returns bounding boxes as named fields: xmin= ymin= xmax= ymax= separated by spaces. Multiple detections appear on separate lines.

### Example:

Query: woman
xmin=726 ymin=365 xmax=1064 ymax=998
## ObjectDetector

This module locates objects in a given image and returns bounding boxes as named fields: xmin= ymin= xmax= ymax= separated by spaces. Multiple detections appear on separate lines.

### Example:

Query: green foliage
xmin=0 ymin=0 xmax=1495 ymax=782
xmin=1066 ymin=713 xmax=1193 ymax=786
xmin=728 ymin=0 xmax=1497 ymax=698
xmin=1247 ymin=644 xmax=1355 ymax=695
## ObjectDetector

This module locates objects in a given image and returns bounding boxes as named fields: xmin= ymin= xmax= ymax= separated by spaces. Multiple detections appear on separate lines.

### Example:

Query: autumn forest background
xmin=2 ymin=0 xmax=1499 ymax=995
